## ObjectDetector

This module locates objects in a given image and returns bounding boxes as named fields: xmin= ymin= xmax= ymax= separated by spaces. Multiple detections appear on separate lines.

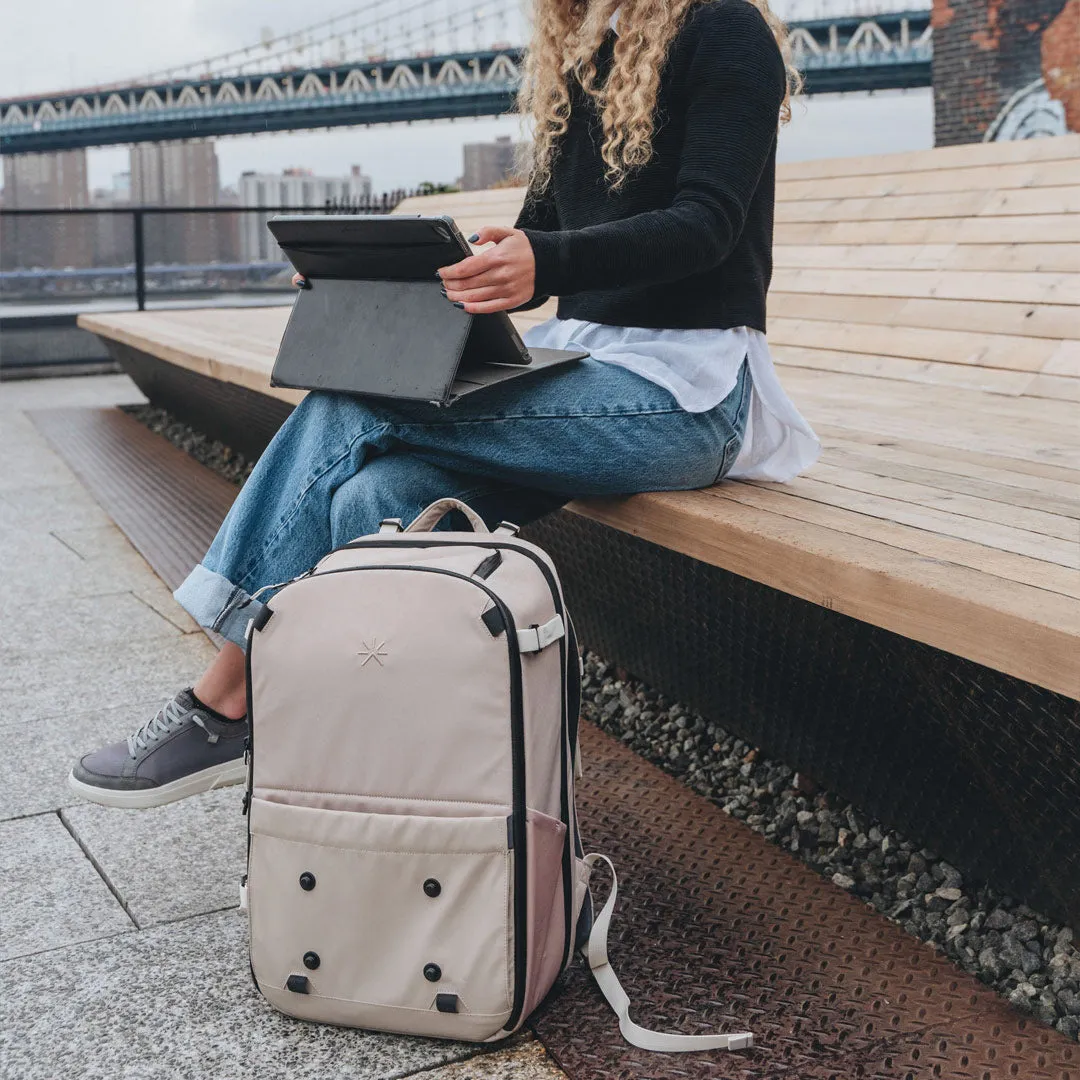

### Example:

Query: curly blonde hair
xmin=516 ymin=0 xmax=801 ymax=195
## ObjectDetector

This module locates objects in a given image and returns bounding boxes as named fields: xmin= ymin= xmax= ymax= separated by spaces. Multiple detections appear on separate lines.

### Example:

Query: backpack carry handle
xmin=405 ymin=498 xmax=489 ymax=534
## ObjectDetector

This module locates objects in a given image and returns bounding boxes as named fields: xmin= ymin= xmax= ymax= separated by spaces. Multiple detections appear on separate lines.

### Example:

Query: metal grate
xmin=540 ymin=721 xmax=1079 ymax=1079
xmin=28 ymin=406 xmax=237 ymax=592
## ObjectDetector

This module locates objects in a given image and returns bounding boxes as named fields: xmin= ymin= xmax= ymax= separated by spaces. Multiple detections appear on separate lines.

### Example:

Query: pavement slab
xmin=0 ymin=481 xmax=117 ymax=532
xmin=0 ymin=373 xmax=144 ymax=414
xmin=409 ymin=1039 xmax=567 ymax=1079
xmin=63 ymin=787 xmax=247 ymax=928
xmin=0 ymin=908 xmax=483 ymax=1080
xmin=0 ymin=589 xmax=183 ymax=654
xmin=0 ymin=630 xmax=214 ymax=727
xmin=0 ymin=813 xmax=133 ymax=961
xmin=0 ymin=521 xmax=201 ymax=637
xmin=0 ymin=699 xmax=162 ymax=821
xmin=0 ymin=418 xmax=80 ymax=492
xmin=1 ymin=519 xmax=204 ymax=631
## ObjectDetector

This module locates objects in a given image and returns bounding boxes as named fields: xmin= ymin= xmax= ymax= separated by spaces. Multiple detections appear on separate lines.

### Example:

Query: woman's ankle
xmin=191 ymin=686 xmax=247 ymax=722
xmin=193 ymin=642 xmax=249 ymax=720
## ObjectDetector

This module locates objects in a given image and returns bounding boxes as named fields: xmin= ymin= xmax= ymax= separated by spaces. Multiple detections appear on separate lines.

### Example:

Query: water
xmin=1 ymin=293 xmax=292 ymax=319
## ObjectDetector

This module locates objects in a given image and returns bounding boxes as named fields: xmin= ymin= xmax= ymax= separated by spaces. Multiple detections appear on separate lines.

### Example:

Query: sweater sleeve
xmin=510 ymin=178 xmax=560 ymax=311
xmin=522 ymin=2 xmax=784 ymax=298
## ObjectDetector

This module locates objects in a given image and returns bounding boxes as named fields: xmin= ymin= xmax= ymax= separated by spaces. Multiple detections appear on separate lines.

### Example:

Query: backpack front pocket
xmin=248 ymin=798 xmax=514 ymax=1040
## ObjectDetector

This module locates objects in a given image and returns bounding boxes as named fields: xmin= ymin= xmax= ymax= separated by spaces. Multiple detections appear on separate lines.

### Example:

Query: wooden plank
xmin=807 ymin=461 xmax=1078 ymax=543
xmin=397 ymin=142 xmax=1080 ymax=212
xmin=399 ymin=158 xmax=1080 ymax=217
xmin=79 ymin=307 xmax=1079 ymax=469
xmin=567 ymin=489 xmax=1080 ymax=699
xmin=786 ymin=376 xmax=1080 ymax=471
xmin=767 ymin=316 xmax=1061 ymax=374
xmin=814 ymin=424 xmax=1080 ymax=490
xmin=819 ymin=440 xmax=1080 ymax=519
xmin=776 ymin=187 xmax=1080 ymax=224
xmin=790 ymin=363 xmax=1079 ymax=433
xmin=773 ymin=346 xmax=1040 ymax=398
xmin=773 ymin=243 xmax=1080 ymax=274
xmin=768 ymin=292 xmax=1079 ymax=340
xmin=395 ymin=189 xmax=524 ymax=215
xmin=775 ymin=133 xmax=1080 ymax=182
xmin=1021 ymin=373 xmax=1080 ymax=402
xmin=796 ymin=375 xmax=1080 ymax=454
xmin=395 ymin=178 xmax=1080 ymax=245
xmin=757 ymin=472 xmax=1077 ymax=567
xmin=775 ymin=216 xmax=1080 ymax=246
xmin=771 ymin=267 xmax=1079 ymax=306
xmin=777 ymin=158 xmax=1080 ymax=203
xmin=708 ymin=480 xmax=1080 ymax=598
xmin=1043 ymin=340 xmax=1080 ymax=377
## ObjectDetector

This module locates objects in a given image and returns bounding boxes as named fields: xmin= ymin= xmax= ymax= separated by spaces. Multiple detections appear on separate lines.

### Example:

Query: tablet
xmin=265 ymin=214 xmax=586 ymax=405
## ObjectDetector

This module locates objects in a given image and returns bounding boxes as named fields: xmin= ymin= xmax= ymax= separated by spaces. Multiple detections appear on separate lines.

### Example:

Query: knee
xmin=328 ymin=455 xmax=422 ymax=546
xmin=292 ymin=390 xmax=395 ymax=438
xmin=292 ymin=390 xmax=356 ymax=427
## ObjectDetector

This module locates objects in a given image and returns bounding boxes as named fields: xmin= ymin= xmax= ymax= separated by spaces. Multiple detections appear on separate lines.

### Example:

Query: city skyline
xmin=3 ymin=86 xmax=932 ymax=203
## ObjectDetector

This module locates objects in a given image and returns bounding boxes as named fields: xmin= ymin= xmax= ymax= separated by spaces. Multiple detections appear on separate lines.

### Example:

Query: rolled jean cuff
xmin=174 ymin=564 xmax=269 ymax=650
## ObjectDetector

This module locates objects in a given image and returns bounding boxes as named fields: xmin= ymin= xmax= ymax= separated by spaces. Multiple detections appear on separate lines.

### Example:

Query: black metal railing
xmin=0 ymin=190 xmax=419 ymax=312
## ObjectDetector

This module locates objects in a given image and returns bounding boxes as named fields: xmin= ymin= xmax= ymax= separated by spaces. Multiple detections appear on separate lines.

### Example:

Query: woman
xmin=69 ymin=0 xmax=819 ymax=807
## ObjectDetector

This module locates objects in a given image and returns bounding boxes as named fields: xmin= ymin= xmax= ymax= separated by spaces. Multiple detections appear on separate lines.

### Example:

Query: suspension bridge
xmin=0 ymin=1 xmax=933 ymax=155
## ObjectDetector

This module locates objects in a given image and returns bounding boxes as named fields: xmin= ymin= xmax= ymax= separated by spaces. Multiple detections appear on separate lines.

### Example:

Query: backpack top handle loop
xmin=405 ymin=498 xmax=490 ymax=535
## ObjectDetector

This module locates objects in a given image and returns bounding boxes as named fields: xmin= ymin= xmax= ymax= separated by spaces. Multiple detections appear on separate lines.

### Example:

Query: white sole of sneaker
xmin=66 ymin=759 xmax=248 ymax=809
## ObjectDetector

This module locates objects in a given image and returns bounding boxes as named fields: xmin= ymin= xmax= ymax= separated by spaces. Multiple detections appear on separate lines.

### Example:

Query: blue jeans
xmin=174 ymin=356 xmax=752 ymax=647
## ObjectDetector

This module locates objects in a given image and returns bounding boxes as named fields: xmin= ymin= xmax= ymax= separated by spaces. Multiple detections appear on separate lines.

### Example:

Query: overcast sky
xmin=1 ymin=0 xmax=934 ymax=193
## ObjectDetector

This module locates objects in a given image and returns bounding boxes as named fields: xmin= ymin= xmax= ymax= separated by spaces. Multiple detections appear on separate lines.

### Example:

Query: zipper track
xmin=340 ymin=537 xmax=576 ymax=970
xmin=245 ymin=561 xmax=530 ymax=1029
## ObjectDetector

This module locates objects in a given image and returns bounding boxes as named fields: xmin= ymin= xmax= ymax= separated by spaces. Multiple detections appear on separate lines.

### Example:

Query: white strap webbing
xmin=583 ymin=854 xmax=754 ymax=1053
xmin=516 ymin=614 xmax=565 ymax=653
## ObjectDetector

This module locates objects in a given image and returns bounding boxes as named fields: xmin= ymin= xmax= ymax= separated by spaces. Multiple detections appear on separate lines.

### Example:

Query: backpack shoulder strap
xmin=582 ymin=854 xmax=754 ymax=1053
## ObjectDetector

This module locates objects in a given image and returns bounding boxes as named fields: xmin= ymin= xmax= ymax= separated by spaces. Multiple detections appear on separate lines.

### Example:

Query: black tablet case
xmin=267 ymin=215 xmax=585 ymax=405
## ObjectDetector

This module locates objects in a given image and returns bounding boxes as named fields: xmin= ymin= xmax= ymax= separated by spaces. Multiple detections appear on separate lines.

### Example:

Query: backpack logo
xmin=358 ymin=638 xmax=388 ymax=667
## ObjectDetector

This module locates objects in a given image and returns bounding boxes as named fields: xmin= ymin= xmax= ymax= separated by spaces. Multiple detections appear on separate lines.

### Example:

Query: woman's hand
xmin=291 ymin=272 xmax=308 ymax=288
xmin=437 ymin=226 xmax=536 ymax=314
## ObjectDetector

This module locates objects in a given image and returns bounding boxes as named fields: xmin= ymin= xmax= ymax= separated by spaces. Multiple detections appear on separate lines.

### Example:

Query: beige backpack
xmin=239 ymin=498 xmax=752 ymax=1052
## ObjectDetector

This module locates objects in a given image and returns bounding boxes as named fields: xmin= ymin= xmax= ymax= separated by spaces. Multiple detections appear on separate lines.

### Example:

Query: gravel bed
xmin=122 ymin=404 xmax=255 ymax=487
xmin=128 ymin=404 xmax=1080 ymax=1042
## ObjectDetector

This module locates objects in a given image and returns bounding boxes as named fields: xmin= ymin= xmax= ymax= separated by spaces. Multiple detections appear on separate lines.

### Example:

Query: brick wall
xmin=932 ymin=0 xmax=1079 ymax=145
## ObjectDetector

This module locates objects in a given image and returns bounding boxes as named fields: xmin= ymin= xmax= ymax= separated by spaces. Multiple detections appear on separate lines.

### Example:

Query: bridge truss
xmin=0 ymin=7 xmax=932 ymax=155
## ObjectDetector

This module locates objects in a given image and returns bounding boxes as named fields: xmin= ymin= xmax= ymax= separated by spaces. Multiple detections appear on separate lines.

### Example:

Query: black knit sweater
xmin=514 ymin=0 xmax=785 ymax=332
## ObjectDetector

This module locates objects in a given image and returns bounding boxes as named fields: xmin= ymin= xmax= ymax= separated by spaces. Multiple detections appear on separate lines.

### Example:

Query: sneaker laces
xmin=128 ymin=696 xmax=209 ymax=757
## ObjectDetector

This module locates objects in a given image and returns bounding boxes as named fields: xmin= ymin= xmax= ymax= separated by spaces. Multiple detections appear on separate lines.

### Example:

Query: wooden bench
xmin=81 ymin=134 xmax=1080 ymax=696
xmin=78 ymin=134 xmax=1080 ymax=928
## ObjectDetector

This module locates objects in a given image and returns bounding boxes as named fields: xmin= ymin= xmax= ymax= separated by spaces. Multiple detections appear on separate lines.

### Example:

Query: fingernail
xmin=439 ymin=286 xmax=447 ymax=296
xmin=467 ymin=233 xmax=479 ymax=243
xmin=435 ymin=270 xmax=442 ymax=279
xmin=452 ymin=301 xmax=465 ymax=309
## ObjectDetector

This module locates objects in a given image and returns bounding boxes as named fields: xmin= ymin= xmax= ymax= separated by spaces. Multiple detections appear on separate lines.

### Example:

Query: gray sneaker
xmin=68 ymin=689 xmax=248 ymax=808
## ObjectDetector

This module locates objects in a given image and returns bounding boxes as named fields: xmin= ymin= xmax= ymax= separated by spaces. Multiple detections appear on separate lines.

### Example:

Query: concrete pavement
xmin=0 ymin=374 xmax=566 ymax=1080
